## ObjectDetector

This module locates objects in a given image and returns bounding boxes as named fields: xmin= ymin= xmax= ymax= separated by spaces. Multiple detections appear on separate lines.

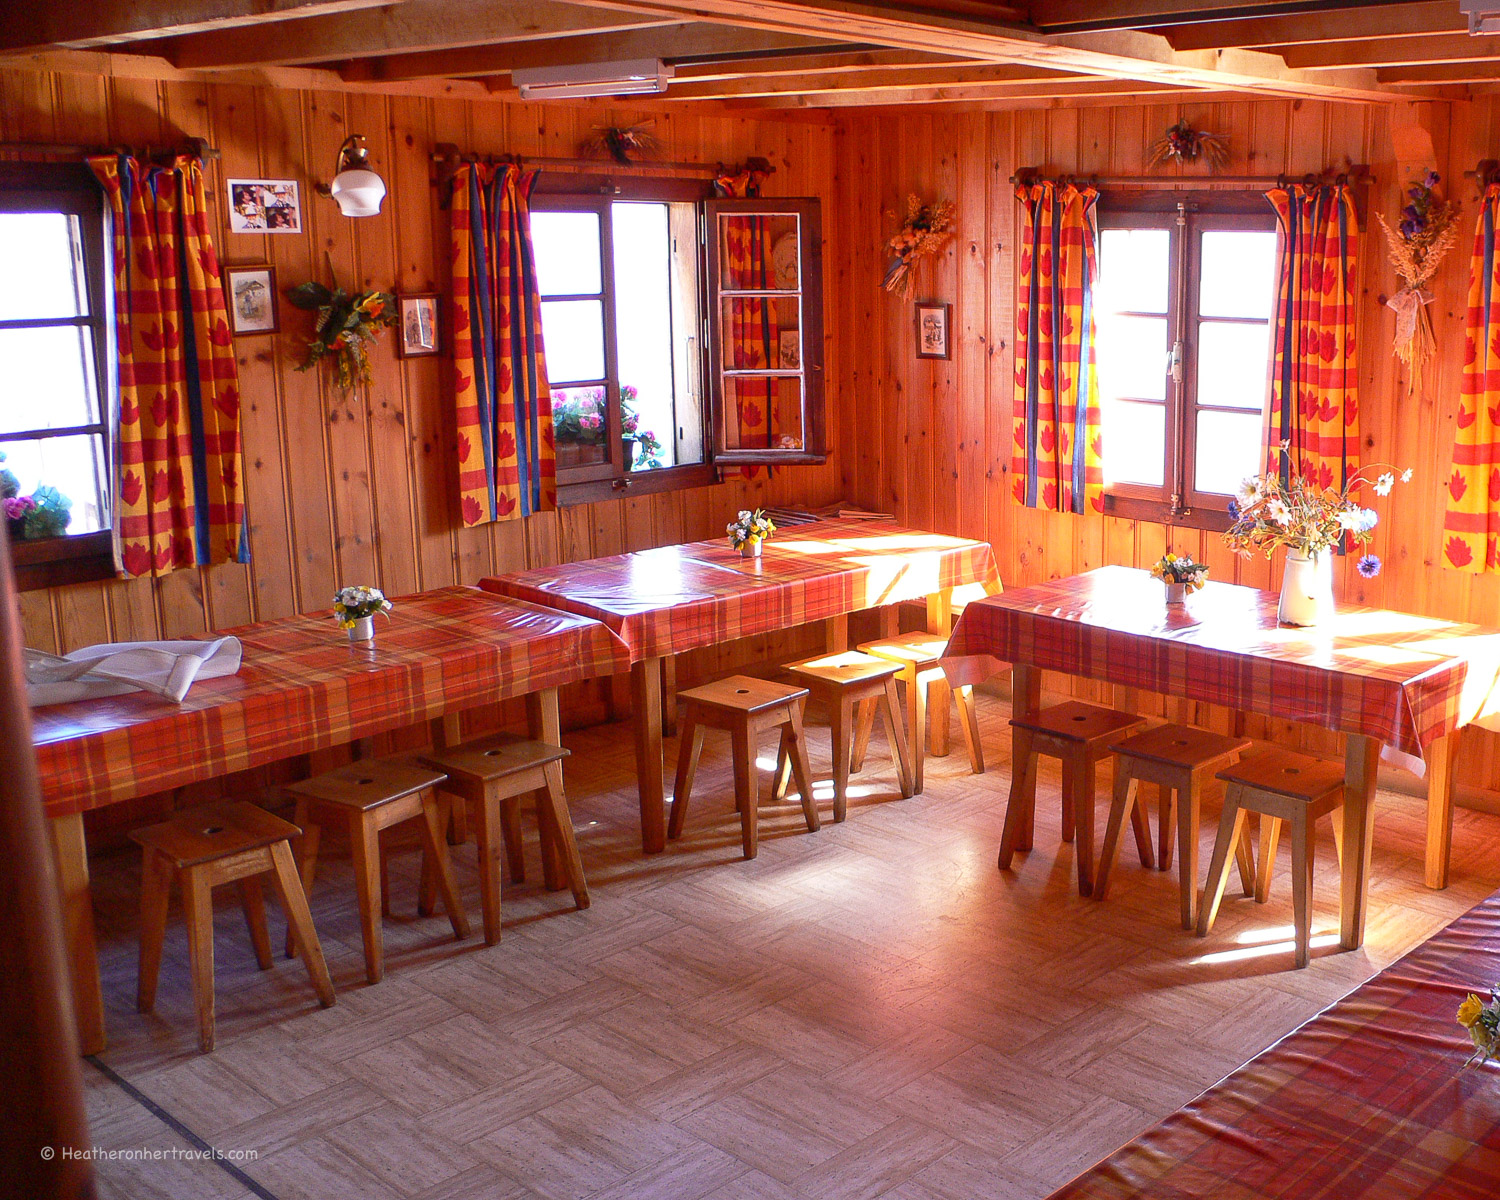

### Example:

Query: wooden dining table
xmin=481 ymin=518 xmax=1002 ymax=853
xmin=942 ymin=566 xmax=1500 ymax=952
xmin=32 ymin=586 xmax=630 ymax=1055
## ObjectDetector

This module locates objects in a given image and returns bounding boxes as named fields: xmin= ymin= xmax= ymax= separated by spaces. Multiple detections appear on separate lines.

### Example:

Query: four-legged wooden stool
xmin=1000 ymin=701 xmax=1146 ymax=896
xmin=1094 ymin=724 xmax=1255 ymax=929
xmin=1198 ymin=748 xmax=1345 ymax=968
xmin=780 ymin=651 xmax=913 ymax=820
xmin=132 ymin=801 xmax=336 ymax=1052
xmin=855 ymin=632 xmax=984 ymax=794
xmin=671 ymin=676 xmax=820 ymax=858
xmin=287 ymin=760 xmax=470 ymax=983
xmin=421 ymin=734 xmax=588 ymax=945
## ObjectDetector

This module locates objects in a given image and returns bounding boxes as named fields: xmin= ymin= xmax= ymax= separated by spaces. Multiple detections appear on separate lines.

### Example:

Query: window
xmin=0 ymin=164 xmax=114 ymax=589
xmin=530 ymin=178 xmax=823 ymax=501
xmin=1096 ymin=195 xmax=1277 ymax=527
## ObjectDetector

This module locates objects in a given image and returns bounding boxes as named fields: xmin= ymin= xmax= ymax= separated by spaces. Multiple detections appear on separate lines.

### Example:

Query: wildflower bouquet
xmin=1458 ymin=987 xmax=1500 ymax=1066
xmin=727 ymin=508 xmax=776 ymax=552
xmin=882 ymin=195 xmax=956 ymax=300
xmin=286 ymin=281 xmax=397 ymax=393
xmin=332 ymin=585 xmax=392 ymax=630
xmin=1375 ymin=171 xmax=1461 ymax=386
xmin=1224 ymin=453 xmax=1411 ymax=579
xmin=1150 ymin=552 xmax=1209 ymax=596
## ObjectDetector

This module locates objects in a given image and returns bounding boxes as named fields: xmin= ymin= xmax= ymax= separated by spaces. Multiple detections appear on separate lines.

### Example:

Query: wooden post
xmin=0 ymin=522 xmax=95 ymax=1197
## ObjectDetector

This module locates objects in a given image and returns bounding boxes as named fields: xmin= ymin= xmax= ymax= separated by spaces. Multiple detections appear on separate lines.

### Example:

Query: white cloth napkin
xmin=25 ymin=638 xmax=243 ymax=707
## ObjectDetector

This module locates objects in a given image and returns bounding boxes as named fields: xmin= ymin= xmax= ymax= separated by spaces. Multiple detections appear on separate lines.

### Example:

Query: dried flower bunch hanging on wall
xmin=882 ymin=194 xmax=956 ymax=300
xmin=286 ymin=280 xmax=397 ymax=393
xmin=1146 ymin=120 xmax=1230 ymax=173
xmin=579 ymin=122 xmax=660 ymax=165
xmin=1374 ymin=170 xmax=1461 ymax=393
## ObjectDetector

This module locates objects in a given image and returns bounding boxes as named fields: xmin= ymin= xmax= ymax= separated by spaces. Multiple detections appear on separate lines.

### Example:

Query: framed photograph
xmin=915 ymin=301 xmax=952 ymax=360
xmin=225 ymin=265 xmax=279 ymax=335
xmin=398 ymin=293 xmax=441 ymax=358
xmin=778 ymin=330 xmax=801 ymax=370
xmin=226 ymin=178 xmax=302 ymax=234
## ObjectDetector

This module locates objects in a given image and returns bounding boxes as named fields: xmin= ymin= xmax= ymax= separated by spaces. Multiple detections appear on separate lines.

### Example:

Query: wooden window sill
xmin=10 ymin=530 xmax=115 ymax=591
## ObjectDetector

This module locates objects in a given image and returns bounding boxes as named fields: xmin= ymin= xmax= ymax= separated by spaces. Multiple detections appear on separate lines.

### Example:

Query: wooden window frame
xmin=1098 ymin=192 xmax=1276 ymax=533
xmin=0 ymin=162 xmax=115 ymax=590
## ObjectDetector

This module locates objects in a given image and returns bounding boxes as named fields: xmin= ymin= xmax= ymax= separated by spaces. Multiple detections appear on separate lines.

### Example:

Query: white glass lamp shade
xmin=330 ymin=167 xmax=386 ymax=217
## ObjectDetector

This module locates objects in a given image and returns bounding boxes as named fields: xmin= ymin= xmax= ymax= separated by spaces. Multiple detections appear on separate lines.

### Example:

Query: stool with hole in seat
xmin=1094 ymin=723 xmax=1256 ymax=929
xmin=286 ymin=759 xmax=469 ymax=984
xmin=1198 ymin=747 xmax=1346 ymax=968
xmin=419 ymin=734 xmax=586 ymax=946
xmin=779 ymin=651 xmax=913 ymax=821
xmin=671 ymin=675 xmax=820 ymax=859
xmin=132 ymin=800 xmax=336 ymax=1052
xmin=999 ymin=701 xmax=1148 ymax=896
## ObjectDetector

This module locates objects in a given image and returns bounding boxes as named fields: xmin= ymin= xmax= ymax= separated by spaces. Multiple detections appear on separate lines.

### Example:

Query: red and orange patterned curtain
xmin=88 ymin=154 xmax=246 ymax=577
xmin=1441 ymin=184 xmax=1500 ymax=572
xmin=1011 ymin=180 xmax=1103 ymax=515
xmin=451 ymin=162 xmax=555 ymax=526
xmin=1264 ymin=184 xmax=1360 ymax=490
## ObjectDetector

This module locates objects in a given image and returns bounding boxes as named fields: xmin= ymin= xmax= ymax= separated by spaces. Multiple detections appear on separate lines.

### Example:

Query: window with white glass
xmin=1095 ymin=197 xmax=1277 ymax=525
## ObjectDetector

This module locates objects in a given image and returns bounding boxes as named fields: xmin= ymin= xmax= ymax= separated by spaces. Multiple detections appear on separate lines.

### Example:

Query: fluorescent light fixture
xmin=1460 ymin=1 xmax=1500 ymax=33
xmin=512 ymin=58 xmax=672 ymax=100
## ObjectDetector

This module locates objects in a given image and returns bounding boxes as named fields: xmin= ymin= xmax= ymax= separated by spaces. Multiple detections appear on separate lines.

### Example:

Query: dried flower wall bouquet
xmin=883 ymin=195 xmax=956 ymax=301
xmin=286 ymin=280 xmax=397 ymax=394
xmin=1146 ymin=121 xmax=1230 ymax=173
xmin=1374 ymin=171 xmax=1461 ymax=389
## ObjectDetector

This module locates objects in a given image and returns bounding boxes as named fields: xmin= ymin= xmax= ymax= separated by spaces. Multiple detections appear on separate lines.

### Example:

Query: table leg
xmin=49 ymin=813 xmax=105 ymax=1056
xmin=661 ymin=656 xmax=678 ymax=738
xmin=825 ymin=614 xmax=848 ymax=654
xmin=1341 ymin=734 xmax=1380 ymax=951
xmin=631 ymin=658 xmax=666 ymax=853
xmin=1424 ymin=729 xmax=1460 ymax=890
xmin=525 ymin=688 xmax=568 ymax=888
xmin=997 ymin=664 xmax=1042 ymax=867
xmin=927 ymin=590 xmax=953 ymax=756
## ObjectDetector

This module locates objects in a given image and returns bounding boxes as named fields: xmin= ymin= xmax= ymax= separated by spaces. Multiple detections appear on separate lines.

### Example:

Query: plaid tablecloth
xmin=1047 ymin=890 xmax=1500 ymax=1199
xmin=32 ymin=587 xmax=629 ymax=817
xmin=942 ymin=566 xmax=1500 ymax=762
xmin=480 ymin=519 xmax=1001 ymax=661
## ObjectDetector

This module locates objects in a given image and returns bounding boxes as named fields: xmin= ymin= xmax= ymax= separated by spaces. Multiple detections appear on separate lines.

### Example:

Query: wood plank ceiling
xmin=0 ymin=1 xmax=1493 ymax=109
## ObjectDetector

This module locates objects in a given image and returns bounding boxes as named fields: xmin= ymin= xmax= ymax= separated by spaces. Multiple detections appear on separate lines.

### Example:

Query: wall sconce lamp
xmin=322 ymin=135 xmax=386 ymax=217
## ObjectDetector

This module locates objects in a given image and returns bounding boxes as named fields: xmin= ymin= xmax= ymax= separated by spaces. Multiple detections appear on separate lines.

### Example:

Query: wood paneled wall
xmin=0 ymin=69 xmax=846 ymax=687
xmin=831 ymin=95 xmax=1500 ymax=800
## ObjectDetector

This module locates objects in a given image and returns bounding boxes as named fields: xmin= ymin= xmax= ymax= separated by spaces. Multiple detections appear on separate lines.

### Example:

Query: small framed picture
xmin=915 ymin=301 xmax=952 ymax=360
xmin=398 ymin=293 xmax=441 ymax=358
xmin=226 ymin=178 xmax=302 ymax=234
xmin=778 ymin=330 xmax=801 ymax=370
xmin=225 ymin=265 xmax=279 ymax=335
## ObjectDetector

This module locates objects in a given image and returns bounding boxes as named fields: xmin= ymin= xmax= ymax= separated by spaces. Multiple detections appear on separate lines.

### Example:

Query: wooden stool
xmin=855 ymin=632 xmax=984 ymax=794
xmin=671 ymin=675 xmax=820 ymax=859
xmin=287 ymin=760 xmax=470 ymax=984
xmin=1198 ymin=748 xmax=1346 ymax=968
xmin=132 ymin=801 xmax=335 ymax=1052
xmin=780 ymin=651 xmax=914 ymax=821
xmin=420 ymin=734 xmax=587 ymax=946
xmin=1094 ymin=724 xmax=1256 ymax=929
xmin=999 ymin=701 xmax=1147 ymax=896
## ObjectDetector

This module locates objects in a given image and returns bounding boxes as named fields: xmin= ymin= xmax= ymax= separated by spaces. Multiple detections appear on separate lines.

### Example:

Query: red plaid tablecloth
xmin=1047 ymin=890 xmax=1500 ymax=1199
xmin=32 ymin=587 xmax=629 ymax=817
xmin=942 ymin=566 xmax=1500 ymax=761
xmin=480 ymin=519 xmax=1001 ymax=661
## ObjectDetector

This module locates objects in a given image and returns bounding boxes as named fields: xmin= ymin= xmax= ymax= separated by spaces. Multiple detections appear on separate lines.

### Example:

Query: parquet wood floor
xmin=81 ymin=692 xmax=1500 ymax=1200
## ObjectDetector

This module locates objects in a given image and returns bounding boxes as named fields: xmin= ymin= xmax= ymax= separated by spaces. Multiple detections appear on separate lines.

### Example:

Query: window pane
xmin=539 ymin=299 xmax=604 ymax=383
xmin=550 ymin=384 xmax=609 ymax=468
xmin=1197 ymin=320 xmax=1270 ymax=410
xmin=1097 ymin=313 xmax=1167 ymax=402
xmin=0 ymin=212 xmax=87 ymax=321
xmin=718 ymin=213 xmax=800 ymax=291
xmin=1102 ymin=400 xmax=1166 ymax=487
xmin=1199 ymin=230 xmax=1277 ymax=319
xmin=720 ymin=297 xmax=800 ymax=371
xmin=530 ymin=211 xmax=603 ymax=296
xmin=723 ymin=376 xmax=804 ymax=451
xmin=1098 ymin=227 xmax=1169 ymax=315
xmin=0 ymin=325 xmax=101 ymax=433
xmin=0 ymin=432 xmax=108 ymax=534
xmin=1195 ymin=409 xmax=1263 ymax=496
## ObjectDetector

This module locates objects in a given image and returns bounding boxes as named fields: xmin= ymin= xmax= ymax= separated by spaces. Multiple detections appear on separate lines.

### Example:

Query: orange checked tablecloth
xmin=32 ymin=586 xmax=629 ymax=818
xmin=1047 ymin=889 xmax=1500 ymax=1199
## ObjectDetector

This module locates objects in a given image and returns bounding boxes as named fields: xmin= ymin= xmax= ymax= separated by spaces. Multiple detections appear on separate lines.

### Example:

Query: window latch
xmin=1168 ymin=340 xmax=1184 ymax=385
xmin=612 ymin=476 xmax=633 ymax=491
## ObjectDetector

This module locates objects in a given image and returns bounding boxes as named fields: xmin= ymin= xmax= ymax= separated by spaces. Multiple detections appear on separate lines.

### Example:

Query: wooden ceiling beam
xmin=577 ymin=62 xmax=1084 ymax=101
xmin=1284 ymin=33 xmax=1500 ymax=70
xmin=1162 ymin=2 xmax=1460 ymax=51
xmin=1028 ymin=0 xmax=1394 ymax=30
xmin=157 ymin=0 xmax=673 ymax=70
xmin=1380 ymin=62 xmax=1500 ymax=84
xmin=753 ymin=76 xmax=1192 ymax=109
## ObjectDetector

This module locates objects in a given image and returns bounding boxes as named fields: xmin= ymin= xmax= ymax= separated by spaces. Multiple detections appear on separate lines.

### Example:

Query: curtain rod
xmin=1009 ymin=166 xmax=1373 ymax=189
xmin=430 ymin=145 xmax=718 ymax=177
xmin=0 ymin=138 xmax=220 ymax=161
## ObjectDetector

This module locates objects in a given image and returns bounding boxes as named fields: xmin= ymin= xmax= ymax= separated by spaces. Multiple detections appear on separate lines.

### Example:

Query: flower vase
xmin=1278 ymin=551 xmax=1335 ymax=627
xmin=739 ymin=540 xmax=762 ymax=559
xmin=348 ymin=615 xmax=375 ymax=643
xmin=1164 ymin=582 xmax=1187 ymax=605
